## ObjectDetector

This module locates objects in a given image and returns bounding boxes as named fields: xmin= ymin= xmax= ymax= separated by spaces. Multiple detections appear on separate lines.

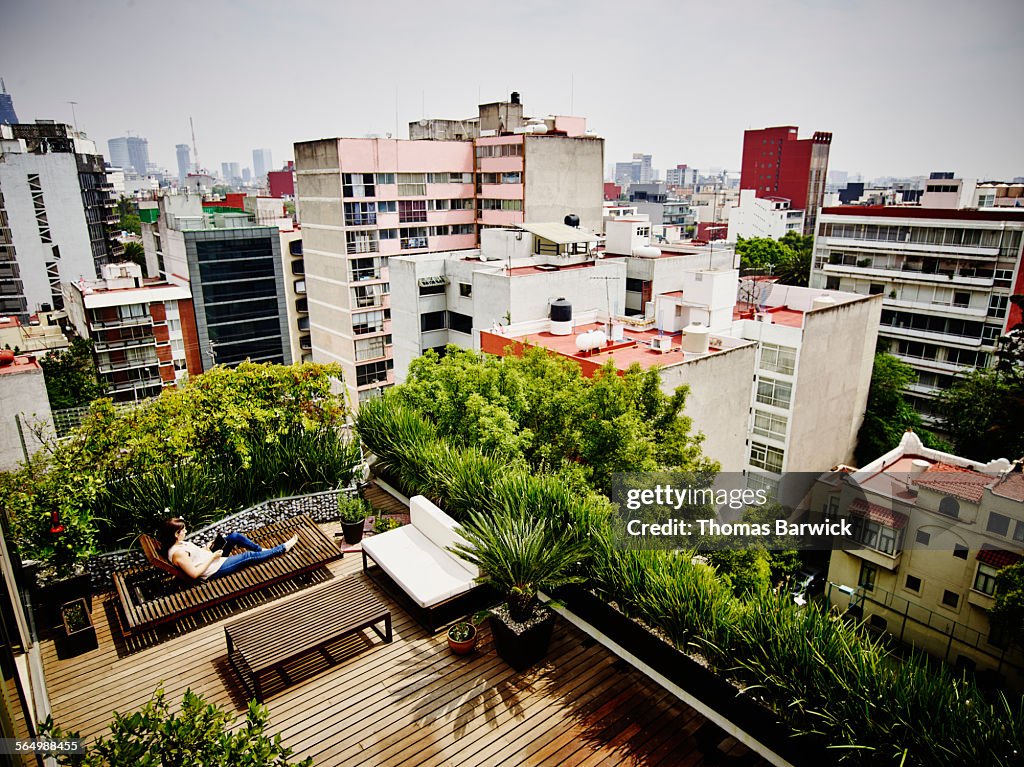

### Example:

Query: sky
xmin=2 ymin=0 xmax=1023 ymax=182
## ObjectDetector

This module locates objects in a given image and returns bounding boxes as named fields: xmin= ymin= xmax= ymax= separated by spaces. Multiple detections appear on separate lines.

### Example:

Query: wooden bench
xmin=225 ymin=575 xmax=392 ymax=702
xmin=113 ymin=515 xmax=340 ymax=635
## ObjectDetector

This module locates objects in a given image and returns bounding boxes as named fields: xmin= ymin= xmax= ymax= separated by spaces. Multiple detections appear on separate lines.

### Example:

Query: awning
xmin=849 ymin=498 xmax=909 ymax=530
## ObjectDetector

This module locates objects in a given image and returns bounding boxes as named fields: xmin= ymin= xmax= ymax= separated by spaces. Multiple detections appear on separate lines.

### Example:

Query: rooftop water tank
xmin=682 ymin=324 xmax=710 ymax=354
xmin=576 ymin=329 xmax=607 ymax=352
xmin=550 ymin=298 xmax=572 ymax=336
xmin=564 ymin=214 xmax=580 ymax=228
xmin=812 ymin=295 xmax=836 ymax=311
xmin=632 ymin=246 xmax=661 ymax=259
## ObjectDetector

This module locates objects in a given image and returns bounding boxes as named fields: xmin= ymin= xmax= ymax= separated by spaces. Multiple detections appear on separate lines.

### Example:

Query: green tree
xmin=855 ymin=353 xmax=944 ymax=465
xmin=938 ymin=295 xmax=1024 ymax=462
xmin=393 ymin=346 xmax=716 ymax=495
xmin=989 ymin=560 xmax=1024 ymax=648
xmin=775 ymin=231 xmax=813 ymax=287
xmin=735 ymin=236 xmax=795 ymax=272
xmin=121 ymin=240 xmax=146 ymax=268
xmin=39 ymin=338 xmax=106 ymax=410
xmin=39 ymin=687 xmax=312 ymax=766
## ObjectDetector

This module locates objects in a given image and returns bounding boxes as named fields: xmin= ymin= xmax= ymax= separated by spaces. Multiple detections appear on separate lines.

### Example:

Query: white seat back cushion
xmin=409 ymin=495 xmax=479 ymax=579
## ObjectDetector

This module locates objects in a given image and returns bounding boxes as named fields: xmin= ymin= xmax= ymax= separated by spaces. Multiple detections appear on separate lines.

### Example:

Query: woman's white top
xmin=168 ymin=541 xmax=223 ymax=579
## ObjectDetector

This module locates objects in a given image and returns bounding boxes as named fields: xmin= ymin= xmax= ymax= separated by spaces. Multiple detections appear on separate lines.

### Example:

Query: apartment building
xmin=739 ymin=126 xmax=831 ymax=236
xmin=0 ymin=121 xmax=123 ymax=321
xmin=390 ymin=219 xmax=879 ymax=476
xmin=819 ymin=431 xmax=1024 ymax=687
xmin=808 ymin=206 xmax=1024 ymax=421
xmin=140 ymin=195 xmax=292 ymax=373
xmin=726 ymin=189 xmax=805 ymax=242
xmin=64 ymin=262 xmax=194 ymax=402
xmin=294 ymin=94 xmax=603 ymax=406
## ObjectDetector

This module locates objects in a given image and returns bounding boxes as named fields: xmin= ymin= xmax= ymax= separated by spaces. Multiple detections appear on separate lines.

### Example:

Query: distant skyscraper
xmin=613 ymin=153 xmax=654 ymax=186
xmin=176 ymin=144 xmax=191 ymax=186
xmin=252 ymin=148 xmax=272 ymax=182
xmin=107 ymin=136 xmax=150 ymax=175
xmin=0 ymin=79 xmax=18 ymax=125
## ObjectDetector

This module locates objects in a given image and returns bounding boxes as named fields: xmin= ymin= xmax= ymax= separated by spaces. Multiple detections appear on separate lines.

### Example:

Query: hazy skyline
xmin=2 ymin=0 xmax=1022 ymax=182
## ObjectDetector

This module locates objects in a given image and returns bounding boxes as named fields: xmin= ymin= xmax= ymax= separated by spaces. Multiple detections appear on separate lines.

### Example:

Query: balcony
xmin=820 ymin=236 xmax=1000 ymax=260
xmin=821 ymin=262 xmax=995 ymax=288
xmin=90 ymin=315 xmax=154 ymax=329
xmin=878 ymin=324 xmax=984 ymax=348
xmin=844 ymin=545 xmax=902 ymax=572
xmin=39 ymin=546 xmax=768 ymax=767
xmin=93 ymin=335 xmax=157 ymax=353
xmin=97 ymin=354 xmax=159 ymax=373
xmin=967 ymin=588 xmax=996 ymax=611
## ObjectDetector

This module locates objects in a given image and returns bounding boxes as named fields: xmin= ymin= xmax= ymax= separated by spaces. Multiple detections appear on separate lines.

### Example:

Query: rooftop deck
xmin=43 ymin=522 xmax=768 ymax=766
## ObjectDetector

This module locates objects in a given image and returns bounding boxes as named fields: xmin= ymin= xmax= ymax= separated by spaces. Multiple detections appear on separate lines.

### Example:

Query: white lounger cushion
xmin=361 ymin=495 xmax=479 ymax=608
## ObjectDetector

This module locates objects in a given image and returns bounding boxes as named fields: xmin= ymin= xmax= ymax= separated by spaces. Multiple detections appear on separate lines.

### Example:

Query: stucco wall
xmin=659 ymin=343 xmax=758 ymax=472
xmin=0 ymin=362 xmax=54 ymax=471
xmin=787 ymin=296 xmax=882 ymax=473
xmin=524 ymin=136 xmax=604 ymax=232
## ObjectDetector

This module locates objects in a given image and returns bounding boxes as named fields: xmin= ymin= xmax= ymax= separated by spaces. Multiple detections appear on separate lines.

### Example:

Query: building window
xmin=953 ymin=544 xmax=968 ymax=560
xmin=475 ymin=143 xmax=523 ymax=158
xmin=375 ymin=173 xmax=395 ymax=185
xmin=452 ymin=223 xmax=475 ymax=235
xmin=355 ymin=359 xmax=393 ymax=387
xmin=377 ymin=200 xmax=397 ymax=214
xmin=344 ymin=202 xmax=377 ymax=226
xmin=352 ymin=283 xmax=387 ymax=308
xmin=418 ymin=283 xmax=446 ymax=296
xmin=355 ymin=335 xmax=390 ymax=361
xmin=915 ymin=529 xmax=930 ymax=546
xmin=398 ymin=199 xmax=427 ymax=223
xmin=342 ymin=173 xmax=375 ymax=198
xmin=858 ymin=562 xmax=877 ymax=592
xmin=379 ymin=228 xmax=398 ymax=240
xmin=397 ymin=173 xmax=426 ymax=196
xmin=459 ymin=282 xmax=472 ymax=298
xmin=752 ymin=410 xmax=788 ymax=441
xmin=420 ymin=311 xmax=446 ymax=332
xmin=849 ymin=516 xmax=901 ymax=555
xmin=447 ymin=311 xmax=472 ymax=335
xmin=905 ymin=574 xmax=921 ymax=592
xmin=1014 ymin=520 xmax=1024 ymax=543
xmin=759 ymin=343 xmax=796 ymax=375
xmin=869 ymin=284 xmax=884 ymax=295
xmin=352 ymin=309 xmax=387 ymax=335
xmin=755 ymin=377 xmax=792 ymax=409
xmin=749 ymin=442 xmax=784 ymax=474
xmin=941 ymin=589 xmax=960 ymax=609
xmin=988 ymin=294 xmax=1008 ymax=318
xmin=938 ymin=497 xmax=960 ymax=519
xmin=350 ymin=257 xmax=380 ymax=282
xmin=986 ymin=512 xmax=1011 ymax=537
xmin=346 ymin=230 xmax=379 ymax=254
xmin=973 ymin=563 xmax=1000 ymax=596
xmin=400 ymin=227 xmax=428 ymax=250
xmin=478 ymin=198 xmax=523 ymax=212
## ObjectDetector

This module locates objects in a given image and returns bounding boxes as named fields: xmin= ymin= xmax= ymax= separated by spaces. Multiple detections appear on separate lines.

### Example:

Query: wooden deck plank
xmin=42 ymin=524 xmax=770 ymax=767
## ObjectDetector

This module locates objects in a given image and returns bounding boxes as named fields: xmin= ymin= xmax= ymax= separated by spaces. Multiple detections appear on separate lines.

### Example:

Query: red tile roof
xmin=849 ymin=499 xmax=909 ymax=530
xmin=992 ymin=472 xmax=1024 ymax=502
xmin=913 ymin=463 xmax=992 ymax=503
xmin=977 ymin=546 xmax=1022 ymax=568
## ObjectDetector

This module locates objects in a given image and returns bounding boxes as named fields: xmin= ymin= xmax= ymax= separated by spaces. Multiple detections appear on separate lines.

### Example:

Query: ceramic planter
xmin=447 ymin=623 xmax=478 ymax=655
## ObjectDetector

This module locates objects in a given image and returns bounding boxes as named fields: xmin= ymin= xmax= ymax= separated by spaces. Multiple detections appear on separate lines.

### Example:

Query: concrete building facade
xmin=739 ymin=126 xmax=831 ymax=236
xmin=0 ymin=122 xmax=122 ymax=321
xmin=65 ymin=262 xmax=193 ymax=402
xmin=294 ymin=96 xmax=602 ymax=406
xmin=726 ymin=189 xmax=805 ymax=242
xmin=809 ymin=206 xmax=1024 ymax=422
xmin=0 ymin=353 xmax=54 ymax=471
xmin=819 ymin=431 xmax=1024 ymax=687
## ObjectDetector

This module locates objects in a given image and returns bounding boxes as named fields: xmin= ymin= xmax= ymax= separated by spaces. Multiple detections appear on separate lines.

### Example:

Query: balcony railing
xmin=91 ymin=315 xmax=153 ymax=329
xmin=97 ymin=356 xmax=159 ymax=374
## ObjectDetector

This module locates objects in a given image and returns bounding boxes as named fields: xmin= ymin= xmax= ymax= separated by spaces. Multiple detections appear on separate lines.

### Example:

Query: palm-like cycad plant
xmin=452 ymin=508 xmax=590 ymax=623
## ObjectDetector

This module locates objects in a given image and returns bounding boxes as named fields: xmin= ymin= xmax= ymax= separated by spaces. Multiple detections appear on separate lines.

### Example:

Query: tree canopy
xmin=391 ymin=346 xmax=717 ymax=495
xmin=39 ymin=337 xmax=107 ymax=410
xmin=855 ymin=353 xmax=945 ymax=465
xmin=938 ymin=295 xmax=1024 ymax=462
xmin=735 ymin=233 xmax=812 ymax=287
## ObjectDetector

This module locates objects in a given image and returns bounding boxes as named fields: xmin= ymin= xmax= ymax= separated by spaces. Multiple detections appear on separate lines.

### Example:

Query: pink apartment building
xmin=294 ymin=94 xmax=603 ymax=405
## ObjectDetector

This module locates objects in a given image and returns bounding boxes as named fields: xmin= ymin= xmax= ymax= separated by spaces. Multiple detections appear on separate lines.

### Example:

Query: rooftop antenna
xmin=570 ymin=74 xmax=574 ymax=114
xmin=66 ymin=101 xmax=79 ymax=132
xmin=189 ymin=116 xmax=199 ymax=174
xmin=1 ymin=79 xmax=6 ymax=93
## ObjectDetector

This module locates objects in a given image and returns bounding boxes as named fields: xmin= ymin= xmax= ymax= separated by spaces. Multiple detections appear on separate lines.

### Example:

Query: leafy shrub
xmin=39 ymin=687 xmax=312 ymax=766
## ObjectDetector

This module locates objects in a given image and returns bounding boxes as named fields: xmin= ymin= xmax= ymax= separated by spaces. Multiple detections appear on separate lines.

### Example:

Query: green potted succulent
xmin=337 ymin=494 xmax=371 ymax=544
xmin=59 ymin=597 xmax=98 ymax=655
xmin=446 ymin=611 xmax=489 ymax=656
xmin=452 ymin=509 xmax=588 ymax=671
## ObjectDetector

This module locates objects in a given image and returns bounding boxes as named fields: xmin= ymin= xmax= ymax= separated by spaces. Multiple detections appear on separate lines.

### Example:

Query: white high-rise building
xmin=252 ymin=148 xmax=273 ymax=182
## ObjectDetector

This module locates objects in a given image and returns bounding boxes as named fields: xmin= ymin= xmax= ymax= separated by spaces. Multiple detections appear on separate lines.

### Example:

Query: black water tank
xmin=550 ymin=298 xmax=572 ymax=323
xmin=40 ymin=303 xmax=52 ymax=313
xmin=511 ymin=91 xmax=520 ymax=104
xmin=564 ymin=213 xmax=580 ymax=228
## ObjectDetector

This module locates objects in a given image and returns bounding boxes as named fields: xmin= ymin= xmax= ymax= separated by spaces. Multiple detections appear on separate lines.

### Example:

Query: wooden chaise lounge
xmin=113 ymin=515 xmax=340 ymax=635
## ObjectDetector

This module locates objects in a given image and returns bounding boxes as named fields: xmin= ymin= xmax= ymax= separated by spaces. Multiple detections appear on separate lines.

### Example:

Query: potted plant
xmin=337 ymin=494 xmax=370 ymax=545
xmin=59 ymin=597 xmax=98 ymax=655
xmin=452 ymin=509 xmax=588 ymax=671
xmin=446 ymin=611 xmax=488 ymax=656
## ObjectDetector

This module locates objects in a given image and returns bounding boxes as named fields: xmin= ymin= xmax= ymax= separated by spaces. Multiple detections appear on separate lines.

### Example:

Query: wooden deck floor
xmin=42 ymin=524 xmax=768 ymax=767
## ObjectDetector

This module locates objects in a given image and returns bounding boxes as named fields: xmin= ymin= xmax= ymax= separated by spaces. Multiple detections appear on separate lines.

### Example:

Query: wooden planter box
xmin=554 ymin=584 xmax=828 ymax=767
xmin=59 ymin=597 xmax=98 ymax=656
